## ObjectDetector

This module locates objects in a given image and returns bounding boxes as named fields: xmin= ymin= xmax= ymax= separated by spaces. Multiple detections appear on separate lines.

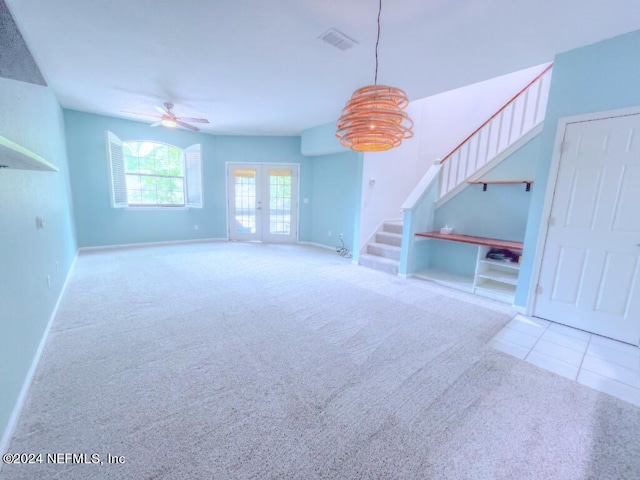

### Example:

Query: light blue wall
xmin=308 ymin=151 xmax=363 ymax=253
xmin=399 ymin=172 xmax=441 ymax=275
xmin=435 ymin=136 xmax=540 ymax=241
xmin=301 ymin=121 xmax=349 ymax=156
xmin=64 ymin=110 xmax=312 ymax=247
xmin=0 ymin=77 xmax=77 ymax=441
xmin=517 ymin=29 xmax=640 ymax=306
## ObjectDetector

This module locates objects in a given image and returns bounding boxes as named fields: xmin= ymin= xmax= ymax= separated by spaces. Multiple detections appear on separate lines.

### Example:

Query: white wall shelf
xmin=0 ymin=135 xmax=58 ymax=172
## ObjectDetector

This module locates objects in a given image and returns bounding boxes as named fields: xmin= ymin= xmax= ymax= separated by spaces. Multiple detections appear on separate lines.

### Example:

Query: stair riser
xmin=359 ymin=257 xmax=398 ymax=275
xmin=376 ymin=233 xmax=402 ymax=247
xmin=383 ymin=223 xmax=403 ymax=235
xmin=367 ymin=244 xmax=401 ymax=260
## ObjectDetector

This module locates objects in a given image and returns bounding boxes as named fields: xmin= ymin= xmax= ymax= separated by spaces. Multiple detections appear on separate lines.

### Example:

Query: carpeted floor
xmin=2 ymin=242 xmax=639 ymax=479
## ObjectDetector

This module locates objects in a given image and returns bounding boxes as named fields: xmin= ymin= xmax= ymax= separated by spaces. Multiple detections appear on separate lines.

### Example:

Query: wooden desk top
xmin=415 ymin=232 xmax=523 ymax=250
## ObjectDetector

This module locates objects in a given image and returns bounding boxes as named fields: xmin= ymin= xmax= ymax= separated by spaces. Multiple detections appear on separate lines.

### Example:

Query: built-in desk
xmin=414 ymin=232 xmax=523 ymax=304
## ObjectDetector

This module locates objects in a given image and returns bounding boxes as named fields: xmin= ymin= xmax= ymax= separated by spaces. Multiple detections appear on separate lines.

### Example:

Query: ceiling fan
xmin=122 ymin=102 xmax=209 ymax=131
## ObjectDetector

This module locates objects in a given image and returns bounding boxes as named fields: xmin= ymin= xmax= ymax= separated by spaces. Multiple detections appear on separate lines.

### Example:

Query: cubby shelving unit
xmin=414 ymin=232 xmax=523 ymax=304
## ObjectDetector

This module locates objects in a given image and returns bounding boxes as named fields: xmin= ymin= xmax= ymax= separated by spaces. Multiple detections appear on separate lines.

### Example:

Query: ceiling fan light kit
xmin=336 ymin=0 xmax=413 ymax=152
xmin=123 ymin=102 xmax=210 ymax=132
xmin=161 ymin=118 xmax=177 ymax=128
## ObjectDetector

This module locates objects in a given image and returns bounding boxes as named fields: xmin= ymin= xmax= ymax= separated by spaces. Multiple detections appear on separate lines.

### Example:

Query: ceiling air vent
xmin=319 ymin=29 xmax=357 ymax=51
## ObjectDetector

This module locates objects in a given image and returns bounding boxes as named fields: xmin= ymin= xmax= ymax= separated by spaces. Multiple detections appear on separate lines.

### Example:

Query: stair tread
xmin=377 ymin=231 xmax=402 ymax=238
xmin=368 ymin=242 xmax=401 ymax=251
xmin=359 ymin=254 xmax=399 ymax=265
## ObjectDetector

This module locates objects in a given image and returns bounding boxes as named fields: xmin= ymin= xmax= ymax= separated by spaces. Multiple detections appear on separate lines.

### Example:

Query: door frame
xmin=525 ymin=105 xmax=640 ymax=317
xmin=225 ymin=162 xmax=300 ymax=243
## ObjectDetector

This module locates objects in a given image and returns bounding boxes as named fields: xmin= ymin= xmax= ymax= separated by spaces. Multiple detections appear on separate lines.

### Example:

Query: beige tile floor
xmin=490 ymin=315 xmax=640 ymax=407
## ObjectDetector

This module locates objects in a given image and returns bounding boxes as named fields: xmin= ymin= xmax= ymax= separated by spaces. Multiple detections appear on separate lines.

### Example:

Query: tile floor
xmin=490 ymin=315 xmax=640 ymax=407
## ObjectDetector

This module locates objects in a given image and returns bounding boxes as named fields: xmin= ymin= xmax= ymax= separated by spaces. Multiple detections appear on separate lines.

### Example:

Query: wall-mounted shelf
xmin=0 ymin=135 xmax=58 ymax=172
xmin=415 ymin=232 xmax=523 ymax=250
xmin=467 ymin=180 xmax=533 ymax=191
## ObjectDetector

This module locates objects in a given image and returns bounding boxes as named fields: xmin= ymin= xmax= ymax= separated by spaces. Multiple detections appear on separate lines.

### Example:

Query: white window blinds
xmin=184 ymin=144 xmax=203 ymax=208
xmin=106 ymin=131 xmax=127 ymax=208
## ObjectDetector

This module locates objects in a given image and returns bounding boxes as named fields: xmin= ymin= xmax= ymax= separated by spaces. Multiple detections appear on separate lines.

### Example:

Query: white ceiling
xmin=6 ymin=0 xmax=640 ymax=136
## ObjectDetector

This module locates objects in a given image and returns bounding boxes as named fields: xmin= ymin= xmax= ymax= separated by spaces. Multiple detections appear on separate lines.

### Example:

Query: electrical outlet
xmin=194 ymin=225 xmax=199 ymax=231
xmin=339 ymin=233 xmax=343 ymax=240
xmin=46 ymin=275 xmax=51 ymax=289
xmin=328 ymin=230 xmax=332 ymax=237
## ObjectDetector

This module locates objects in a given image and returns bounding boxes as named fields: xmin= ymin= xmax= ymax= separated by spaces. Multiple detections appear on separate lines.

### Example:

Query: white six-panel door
xmin=534 ymin=113 xmax=640 ymax=344
xmin=227 ymin=164 xmax=298 ymax=243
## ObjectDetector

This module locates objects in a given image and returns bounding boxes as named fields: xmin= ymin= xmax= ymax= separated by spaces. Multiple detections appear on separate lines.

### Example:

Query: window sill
xmin=124 ymin=206 xmax=190 ymax=211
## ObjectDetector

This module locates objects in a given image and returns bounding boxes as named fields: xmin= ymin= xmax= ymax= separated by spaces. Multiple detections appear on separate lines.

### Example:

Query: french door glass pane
xmin=234 ymin=169 xmax=256 ymax=234
xmin=268 ymin=169 xmax=292 ymax=235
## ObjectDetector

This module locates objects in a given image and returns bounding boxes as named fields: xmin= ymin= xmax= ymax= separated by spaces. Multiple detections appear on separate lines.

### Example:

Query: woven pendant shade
xmin=336 ymin=85 xmax=414 ymax=152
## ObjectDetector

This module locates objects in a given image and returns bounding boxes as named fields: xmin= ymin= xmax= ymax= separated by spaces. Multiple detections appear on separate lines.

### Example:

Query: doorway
xmin=227 ymin=163 xmax=299 ymax=243
xmin=534 ymin=111 xmax=640 ymax=344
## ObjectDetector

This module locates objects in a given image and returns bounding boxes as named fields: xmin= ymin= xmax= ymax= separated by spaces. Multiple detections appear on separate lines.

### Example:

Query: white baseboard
xmin=298 ymin=241 xmax=337 ymax=252
xmin=0 ymin=251 xmax=79 ymax=461
xmin=513 ymin=305 xmax=527 ymax=315
xmin=78 ymin=237 xmax=228 ymax=252
xmin=397 ymin=273 xmax=408 ymax=279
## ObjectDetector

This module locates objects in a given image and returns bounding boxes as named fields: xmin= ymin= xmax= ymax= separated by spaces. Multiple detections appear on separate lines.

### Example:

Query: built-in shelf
xmin=477 ymin=269 xmax=519 ymax=286
xmin=467 ymin=180 xmax=533 ymax=191
xmin=0 ymin=135 xmax=58 ymax=172
xmin=478 ymin=258 xmax=521 ymax=271
xmin=415 ymin=232 xmax=523 ymax=250
xmin=413 ymin=269 xmax=474 ymax=292
xmin=413 ymin=232 xmax=523 ymax=304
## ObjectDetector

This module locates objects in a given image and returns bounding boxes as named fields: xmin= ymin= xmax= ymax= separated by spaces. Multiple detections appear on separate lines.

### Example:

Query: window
xmin=106 ymin=131 xmax=202 ymax=208
xmin=124 ymin=141 xmax=184 ymax=206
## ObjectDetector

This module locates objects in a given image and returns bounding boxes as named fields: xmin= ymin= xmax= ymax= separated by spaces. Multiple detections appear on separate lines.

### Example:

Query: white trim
xmin=525 ymin=106 xmax=640 ymax=316
xmin=78 ymin=238 xmax=227 ymax=252
xmin=124 ymin=207 xmax=190 ymax=211
xmin=298 ymin=241 xmax=336 ymax=252
xmin=513 ymin=305 xmax=527 ymax=315
xmin=401 ymin=163 xmax=442 ymax=210
xmin=397 ymin=273 xmax=408 ymax=279
xmin=0 ymin=251 xmax=78 ymax=461
xmin=436 ymin=124 xmax=543 ymax=208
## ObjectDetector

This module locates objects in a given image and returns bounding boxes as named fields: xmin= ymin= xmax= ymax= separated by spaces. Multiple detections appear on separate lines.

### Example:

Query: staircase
xmin=359 ymin=220 xmax=403 ymax=274
xmin=357 ymin=64 xmax=554 ymax=279
xmin=397 ymin=64 xmax=553 ymax=278
xmin=438 ymin=64 xmax=553 ymax=203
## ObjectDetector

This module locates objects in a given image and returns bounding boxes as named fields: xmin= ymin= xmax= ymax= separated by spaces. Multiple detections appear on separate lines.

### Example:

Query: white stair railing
xmin=439 ymin=64 xmax=553 ymax=199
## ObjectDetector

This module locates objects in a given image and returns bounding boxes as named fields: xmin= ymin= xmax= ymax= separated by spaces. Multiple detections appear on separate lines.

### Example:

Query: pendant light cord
xmin=374 ymin=0 xmax=382 ymax=85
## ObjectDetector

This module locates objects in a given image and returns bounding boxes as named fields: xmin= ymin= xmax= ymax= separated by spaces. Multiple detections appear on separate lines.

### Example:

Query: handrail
xmin=440 ymin=63 xmax=553 ymax=165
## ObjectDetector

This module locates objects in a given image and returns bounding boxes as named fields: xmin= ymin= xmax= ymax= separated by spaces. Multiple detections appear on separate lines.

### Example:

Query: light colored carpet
xmin=2 ymin=242 xmax=639 ymax=479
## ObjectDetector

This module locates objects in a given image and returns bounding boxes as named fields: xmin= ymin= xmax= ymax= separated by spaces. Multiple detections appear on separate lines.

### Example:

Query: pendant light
xmin=336 ymin=0 xmax=413 ymax=152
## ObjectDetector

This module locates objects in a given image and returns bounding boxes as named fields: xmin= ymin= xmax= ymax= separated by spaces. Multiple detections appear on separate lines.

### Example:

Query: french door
xmin=227 ymin=163 xmax=298 ymax=243
xmin=534 ymin=113 xmax=640 ymax=344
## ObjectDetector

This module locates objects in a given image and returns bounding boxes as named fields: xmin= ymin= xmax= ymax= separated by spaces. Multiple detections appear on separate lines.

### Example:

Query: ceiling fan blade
xmin=150 ymin=121 xmax=163 ymax=127
xmin=121 ymin=110 xmax=161 ymax=119
xmin=155 ymin=105 xmax=168 ymax=115
xmin=176 ymin=120 xmax=200 ymax=132
xmin=178 ymin=117 xmax=209 ymax=124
